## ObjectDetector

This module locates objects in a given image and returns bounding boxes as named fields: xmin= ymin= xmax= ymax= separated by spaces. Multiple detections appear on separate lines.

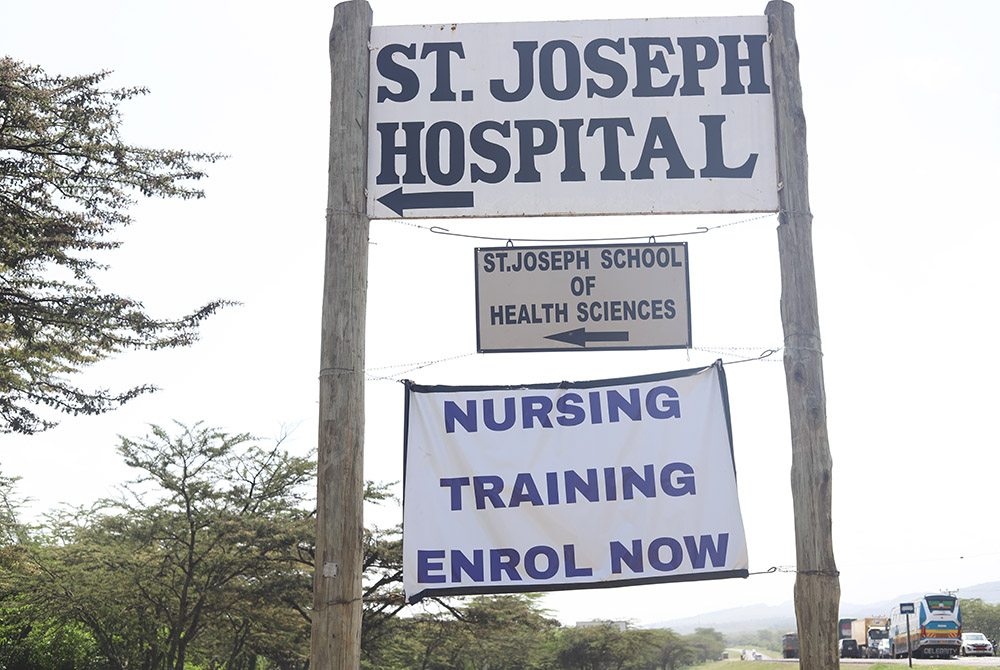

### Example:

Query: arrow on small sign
xmin=545 ymin=328 xmax=630 ymax=348
xmin=376 ymin=187 xmax=474 ymax=216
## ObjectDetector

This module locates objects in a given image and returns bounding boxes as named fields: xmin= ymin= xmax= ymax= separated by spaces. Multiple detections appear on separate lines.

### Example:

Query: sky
xmin=3 ymin=0 xmax=999 ymax=628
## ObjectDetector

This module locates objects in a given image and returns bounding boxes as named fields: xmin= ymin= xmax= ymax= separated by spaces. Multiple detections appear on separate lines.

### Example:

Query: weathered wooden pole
xmin=312 ymin=2 xmax=371 ymax=669
xmin=765 ymin=3 xmax=840 ymax=670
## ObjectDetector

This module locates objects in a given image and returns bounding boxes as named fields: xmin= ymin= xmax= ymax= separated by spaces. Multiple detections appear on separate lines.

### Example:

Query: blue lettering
xmin=610 ymin=539 xmax=643 ymax=574
xmin=564 ymin=543 xmax=593 ymax=577
xmin=441 ymin=385 xmax=683 ymax=434
xmin=522 ymin=395 xmax=554 ymax=429
xmin=603 ymin=466 xmax=618 ymax=501
xmin=555 ymin=393 xmax=586 ymax=426
xmin=607 ymin=387 xmax=642 ymax=422
xmin=646 ymin=385 xmax=681 ymax=419
xmin=648 ymin=536 xmax=683 ymax=571
xmin=508 ymin=473 xmax=544 ymax=507
xmin=685 ymin=533 xmax=729 ymax=569
xmin=565 ymin=468 xmax=599 ymax=503
xmin=622 ymin=464 xmax=656 ymax=499
xmin=524 ymin=545 xmax=560 ymax=579
xmin=474 ymin=475 xmax=506 ymax=509
xmin=661 ymin=462 xmax=696 ymax=496
xmin=484 ymin=397 xmax=516 ymax=431
xmin=417 ymin=549 xmax=447 ymax=583
xmin=451 ymin=549 xmax=484 ymax=582
xmin=491 ymin=548 xmax=522 ymax=581
xmin=440 ymin=476 xmax=470 ymax=510
xmin=444 ymin=399 xmax=477 ymax=434
xmin=546 ymin=472 xmax=560 ymax=504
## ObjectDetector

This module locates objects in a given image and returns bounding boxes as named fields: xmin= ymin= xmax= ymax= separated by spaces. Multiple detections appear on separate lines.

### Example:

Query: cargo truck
xmin=851 ymin=617 xmax=890 ymax=657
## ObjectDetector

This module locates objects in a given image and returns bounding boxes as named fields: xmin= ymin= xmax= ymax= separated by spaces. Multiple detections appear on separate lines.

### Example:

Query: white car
xmin=961 ymin=632 xmax=994 ymax=656
xmin=872 ymin=639 xmax=893 ymax=658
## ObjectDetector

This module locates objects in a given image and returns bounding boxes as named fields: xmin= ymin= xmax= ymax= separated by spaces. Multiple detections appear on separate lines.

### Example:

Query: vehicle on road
xmin=840 ymin=639 xmax=861 ymax=658
xmin=851 ymin=616 xmax=890 ymax=657
xmin=889 ymin=594 xmax=962 ymax=658
xmin=782 ymin=632 xmax=799 ymax=659
xmin=962 ymin=632 xmax=995 ymax=656
xmin=872 ymin=638 xmax=892 ymax=658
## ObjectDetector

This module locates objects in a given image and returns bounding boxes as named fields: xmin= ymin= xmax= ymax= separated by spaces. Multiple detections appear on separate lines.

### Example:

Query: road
xmin=769 ymin=657 xmax=1000 ymax=666
xmin=726 ymin=649 xmax=1000 ymax=666
xmin=838 ymin=658 xmax=1000 ymax=667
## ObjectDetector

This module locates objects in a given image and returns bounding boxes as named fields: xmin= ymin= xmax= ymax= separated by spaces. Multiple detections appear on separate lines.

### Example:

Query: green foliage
xmin=0 ymin=602 xmax=106 ymax=670
xmin=363 ymin=594 xmax=560 ymax=670
xmin=727 ymin=627 xmax=783 ymax=653
xmin=961 ymin=598 xmax=1000 ymax=645
xmin=1 ymin=427 xmax=739 ymax=670
xmin=6 ymin=423 xmax=315 ymax=670
xmin=0 ymin=57 xmax=230 ymax=434
xmin=551 ymin=622 xmax=726 ymax=670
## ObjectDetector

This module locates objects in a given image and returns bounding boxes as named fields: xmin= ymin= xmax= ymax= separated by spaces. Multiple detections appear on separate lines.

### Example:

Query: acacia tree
xmin=0 ymin=57 xmax=229 ymax=434
xmin=17 ymin=423 xmax=316 ymax=670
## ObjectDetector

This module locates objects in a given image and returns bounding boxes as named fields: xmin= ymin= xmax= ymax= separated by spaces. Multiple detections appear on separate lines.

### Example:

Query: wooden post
xmin=765 ymin=3 xmax=840 ymax=670
xmin=312 ymin=2 xmax=371 ymax=669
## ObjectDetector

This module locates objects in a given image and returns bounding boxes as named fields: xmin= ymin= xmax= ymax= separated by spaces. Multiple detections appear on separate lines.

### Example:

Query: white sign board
xmin=402 ymin=362 xmax=748 ymax=603
xmin=367 ymin=16 xmax=778 ymax=219
xmin=475 ymin=242 xmax=691 ymax=352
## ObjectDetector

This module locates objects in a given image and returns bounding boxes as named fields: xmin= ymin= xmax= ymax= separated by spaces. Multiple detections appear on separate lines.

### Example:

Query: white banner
xmin=402 ymin=362 xmax=748 ymax=603
xmin=368 ymin=16 xmax=778 ymax=219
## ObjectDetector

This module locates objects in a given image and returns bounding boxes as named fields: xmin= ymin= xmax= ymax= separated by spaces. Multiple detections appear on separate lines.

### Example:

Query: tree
xmin=12 ymin=423 xmax=316 ymax=670
xmin=683 ymin=628 xmax=726 ymax=664
xmin=962 ymin=599 xmax=1000 ymax=649
xmin=0 ymin=57 xmax=229 ymax=434
xmin=367 ymin=594 xmax=559 ymax=670
xmin=554 ymin=623 xmax=665 ymax=670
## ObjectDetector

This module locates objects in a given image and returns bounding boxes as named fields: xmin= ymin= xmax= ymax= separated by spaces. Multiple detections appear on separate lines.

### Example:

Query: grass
xmin=702 ymin=662 xmax=985 ymax=670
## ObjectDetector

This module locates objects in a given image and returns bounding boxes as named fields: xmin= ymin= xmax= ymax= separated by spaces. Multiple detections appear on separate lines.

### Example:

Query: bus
xmin=889 ymin=594 xmax=962 ymax=658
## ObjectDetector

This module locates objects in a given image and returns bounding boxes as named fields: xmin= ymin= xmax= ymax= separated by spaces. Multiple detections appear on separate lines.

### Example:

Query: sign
xmin=402 ymin=362 xmax=748 ymax=603
xmin=900 ymin=603 xmax=915 ymax=614
xmin=475 ymin=242 xmax=691 ymax=352
xmin=368 ymin=16 xmax=778 ymax=218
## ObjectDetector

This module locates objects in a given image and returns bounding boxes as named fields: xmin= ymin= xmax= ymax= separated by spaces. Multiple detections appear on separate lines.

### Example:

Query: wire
xmin=385 ymin=212 xmax=776 ymax=245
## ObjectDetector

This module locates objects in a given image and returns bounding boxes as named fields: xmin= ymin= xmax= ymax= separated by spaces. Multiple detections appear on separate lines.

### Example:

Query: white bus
xmin=889 ymin=594 xmax=961 ymax=658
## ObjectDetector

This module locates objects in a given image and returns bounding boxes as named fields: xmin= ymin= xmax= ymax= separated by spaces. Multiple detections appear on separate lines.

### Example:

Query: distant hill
xmin=647 ymin=581 xmax=1000 ymax=635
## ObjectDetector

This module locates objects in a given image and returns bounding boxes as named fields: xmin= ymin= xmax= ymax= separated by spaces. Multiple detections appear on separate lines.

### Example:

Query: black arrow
xmin=545 ymin=328 xmax=630 ymax=348
xmin=377 ymin=187 xmax=474 ymax=216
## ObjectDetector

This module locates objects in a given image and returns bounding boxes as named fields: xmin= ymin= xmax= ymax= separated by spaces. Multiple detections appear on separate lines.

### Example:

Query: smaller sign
xmin=900 ymin=603 xmax=915 ymax=614
xmin=475 ymin=242 xmax=691 ymax=353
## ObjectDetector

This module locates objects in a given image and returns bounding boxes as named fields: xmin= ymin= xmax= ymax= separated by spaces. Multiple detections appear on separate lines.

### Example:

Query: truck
xmin=851 ymin=617 xmax=890 ymax=657
xmin=781 ymin=632 xmax=799 ymax=659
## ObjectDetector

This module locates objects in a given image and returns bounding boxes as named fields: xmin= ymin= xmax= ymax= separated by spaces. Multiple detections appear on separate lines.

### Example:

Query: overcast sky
xmin=3 ymin=0 xmax=999 ymax=627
